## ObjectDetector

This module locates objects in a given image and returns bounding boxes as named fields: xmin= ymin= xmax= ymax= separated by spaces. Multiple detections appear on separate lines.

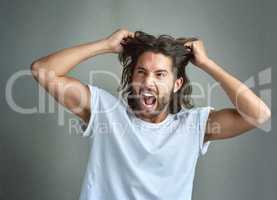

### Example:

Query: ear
xmin=173 ymin=77 xmax=183 ymax=93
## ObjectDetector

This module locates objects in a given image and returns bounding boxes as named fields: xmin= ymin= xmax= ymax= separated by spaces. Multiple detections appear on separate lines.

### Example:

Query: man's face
xmin=130 ymin=51 xmax=183 ymax=118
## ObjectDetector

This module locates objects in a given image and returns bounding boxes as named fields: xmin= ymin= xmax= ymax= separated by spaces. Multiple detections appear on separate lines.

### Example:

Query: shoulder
xmin=179 ymin=106 xmax=214 ymax=114
xmin=175 ymin=106 xmax=215 ymax=122
xmin=89 ymin=85 xmax=114 ymax=97
xmin=176 ymin=106 xmax=199 ymax=117
xmin=88 ymin=84 xmax=119 ymax=101
xmin=88 ymin=84 xmax=127 ymax=111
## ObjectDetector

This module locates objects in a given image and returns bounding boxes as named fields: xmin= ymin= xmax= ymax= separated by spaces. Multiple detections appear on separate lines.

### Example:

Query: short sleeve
xmin=197 ymin=106 xmax=215 ymax=156
xmin=77 ymin=84 xmax=99 ymax=138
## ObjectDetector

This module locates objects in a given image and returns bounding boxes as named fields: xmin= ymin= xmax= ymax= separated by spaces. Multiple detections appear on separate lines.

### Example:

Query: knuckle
xmin=120 ymin=28 xmax=127 ymax=32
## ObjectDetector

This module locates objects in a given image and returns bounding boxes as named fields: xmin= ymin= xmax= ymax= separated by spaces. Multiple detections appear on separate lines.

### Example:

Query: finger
xmin=121 ymin=31 xmax=135 ymax=45
xmin=184 ymin=41 xmax=193 ymax=48
xmin=123 ymin=32 xmax=134 ymax=40
xmin=184 ymin=37 xmax=198 ymax=45
xmin=128 ymin=31 xmax=135 ymax=38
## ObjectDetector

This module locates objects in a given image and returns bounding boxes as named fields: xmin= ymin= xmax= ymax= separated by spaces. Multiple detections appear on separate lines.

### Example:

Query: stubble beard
xmin=129 ymin=88 xmax=174 ymax=118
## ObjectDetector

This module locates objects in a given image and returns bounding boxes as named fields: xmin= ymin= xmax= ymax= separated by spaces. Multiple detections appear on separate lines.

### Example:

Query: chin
xmin=139 ymin=103 xmax=167 ymax=118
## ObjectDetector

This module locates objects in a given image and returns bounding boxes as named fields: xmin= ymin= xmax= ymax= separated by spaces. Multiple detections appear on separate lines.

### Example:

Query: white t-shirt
xmin=77 ymin=84 xmax=214 ymax=200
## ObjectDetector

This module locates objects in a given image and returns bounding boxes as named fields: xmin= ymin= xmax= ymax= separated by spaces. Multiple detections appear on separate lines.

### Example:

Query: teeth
xmin=142 ymin=93 xmax=154 ymax=97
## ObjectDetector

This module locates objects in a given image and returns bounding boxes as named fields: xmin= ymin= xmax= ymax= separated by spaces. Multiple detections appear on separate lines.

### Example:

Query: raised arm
xmin=183 ymin=39 xmax=271 ymax=141
xmin=30 ymin=28 xmax=134 ymax=123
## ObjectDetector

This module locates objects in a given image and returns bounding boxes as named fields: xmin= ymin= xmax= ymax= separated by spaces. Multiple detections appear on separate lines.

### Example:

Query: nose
xmin=143 ymin=74 xmax=156 ymax=90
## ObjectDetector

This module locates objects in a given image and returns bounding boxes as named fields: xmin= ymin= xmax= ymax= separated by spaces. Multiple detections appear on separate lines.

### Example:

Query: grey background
xmin=1 ymin=0 xmax=276 ymax=199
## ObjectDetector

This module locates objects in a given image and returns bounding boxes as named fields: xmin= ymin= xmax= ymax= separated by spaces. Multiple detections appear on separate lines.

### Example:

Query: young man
xmin=31 ymin=29 xmax=271 ymax=200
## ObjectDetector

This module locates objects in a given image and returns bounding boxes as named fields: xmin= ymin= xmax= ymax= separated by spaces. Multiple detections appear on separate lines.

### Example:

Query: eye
xmin=137 ymin=70 xmax=145 ymax=74
xmin=157 ymin=72 xmax=166 ymax=78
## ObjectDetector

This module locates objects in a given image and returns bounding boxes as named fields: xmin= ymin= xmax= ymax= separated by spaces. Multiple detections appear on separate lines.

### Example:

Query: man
xmin=31 ymin=29 xmax=271 ymax=200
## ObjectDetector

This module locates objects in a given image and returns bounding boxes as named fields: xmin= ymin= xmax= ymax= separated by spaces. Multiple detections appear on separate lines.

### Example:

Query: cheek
xmin=156 ymin=79 xmax=174 ymax=94
xmin=130 ymin=80 xmax=142 ymax=93
xmin=157 ymin=86 xmax=172 ymax=99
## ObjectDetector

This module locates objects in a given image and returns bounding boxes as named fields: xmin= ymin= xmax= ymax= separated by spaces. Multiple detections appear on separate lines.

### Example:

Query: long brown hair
xmin=118 ymin=31 xmax=198 ymax=114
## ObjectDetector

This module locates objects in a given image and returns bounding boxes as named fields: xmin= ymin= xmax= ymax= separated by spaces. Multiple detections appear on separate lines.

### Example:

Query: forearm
xmin=31 ymin=38 xmax=112 ymax=76
xmin=199 ymin=59 xmax=271 ymax=123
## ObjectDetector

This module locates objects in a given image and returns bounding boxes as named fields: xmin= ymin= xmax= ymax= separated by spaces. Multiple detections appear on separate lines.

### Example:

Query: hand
xmin=105 ymin=28 xmax=135 ymax=53
xmin=183 ymin=39 xmax=210 ymax=68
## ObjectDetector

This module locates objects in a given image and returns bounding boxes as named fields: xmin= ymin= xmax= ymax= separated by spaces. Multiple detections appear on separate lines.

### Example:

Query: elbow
xmin=30 ymin=60 xmax=46 ymax=81
xmin=255 ymin=106 xmax=271 ymax=126
xmin=30 ymin=60 xmax=40 ymax=77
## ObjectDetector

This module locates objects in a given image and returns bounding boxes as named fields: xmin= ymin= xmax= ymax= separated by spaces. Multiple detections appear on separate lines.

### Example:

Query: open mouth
xmin=140 ymin=92 xmax=157 ymax=109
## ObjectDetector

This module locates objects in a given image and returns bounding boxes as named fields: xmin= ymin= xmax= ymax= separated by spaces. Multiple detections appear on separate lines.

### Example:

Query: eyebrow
xmin=136 ymin=66 xmax=169 ymax=73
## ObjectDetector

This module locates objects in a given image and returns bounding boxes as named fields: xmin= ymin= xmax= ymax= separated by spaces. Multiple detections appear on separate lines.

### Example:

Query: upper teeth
xmin=142 ymin=92 xmax=154 ymax=97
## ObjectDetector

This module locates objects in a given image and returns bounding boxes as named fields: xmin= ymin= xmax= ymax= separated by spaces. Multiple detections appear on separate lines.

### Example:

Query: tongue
xmin=145 ymin=96 xmax=155 ymax=105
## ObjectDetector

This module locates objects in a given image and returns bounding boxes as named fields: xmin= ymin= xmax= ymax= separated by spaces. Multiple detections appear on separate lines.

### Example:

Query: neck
xmin=135 ymin=107 xmax=170 ymax=123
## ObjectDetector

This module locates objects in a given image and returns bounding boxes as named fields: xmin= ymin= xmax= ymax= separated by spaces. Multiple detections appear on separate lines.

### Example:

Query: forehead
xmin=135 ymin=51 xmax=173 ymax=71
